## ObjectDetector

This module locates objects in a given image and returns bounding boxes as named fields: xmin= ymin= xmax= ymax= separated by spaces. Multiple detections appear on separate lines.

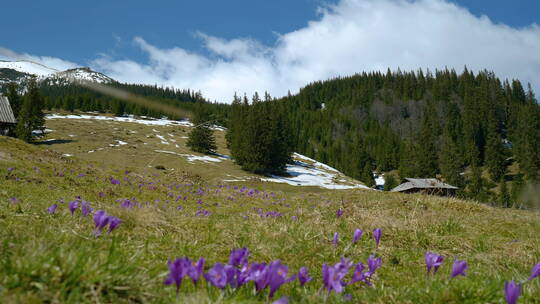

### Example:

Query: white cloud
xmin=4 ymin=0 xmax=540 ymax=102
xmin=0 ymin=47 xmax=78 ymax=71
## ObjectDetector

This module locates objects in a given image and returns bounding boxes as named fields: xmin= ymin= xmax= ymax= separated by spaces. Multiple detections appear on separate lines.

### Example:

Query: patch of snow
xmin=88 ymin=150 xmax=95 ymax=153
xmin=62 ymin=154 xmax=73 ymax=157
xmin=155 ymin=135 xmax=169 ymax=145
xmin=154 ymin=150 xmax=223 ymax=163
xmin=261 ymin=153 xmax=369 ymax=190
xmin=0 ymin=60 xmax=58 ymax=77
xmin=374 ymin=174 xmax=385 ymax=187
xmin=117 ymin=140 xmax=128 ymax=145
xmin=46 ymin=114 xmax=194 ymax=127
xmin=68 ymin=134 xmax=76 ymax=137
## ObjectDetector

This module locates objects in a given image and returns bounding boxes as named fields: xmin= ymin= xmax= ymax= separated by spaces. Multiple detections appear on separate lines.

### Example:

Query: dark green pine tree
xmin=383 ymin=174 xmax=398 ymax=191
xmin=415 ymin=101 xmax=440 ymax=177
xmin=438 ymin=128 xmax=464 ymax=188
xmin=498 ymin=181 xmax=511 ymax=208
xmin=513 ymin=86 xmax=540 ymax=181
xmin=484 ymin=116 xmax=507 ymax=182
xmin=360 ymin=161 xmax=375 ymax=188
xmin=15 ymin=79 xmax=45 ymax=142
xmin=186 ymin=103 xmax=217 ymax=154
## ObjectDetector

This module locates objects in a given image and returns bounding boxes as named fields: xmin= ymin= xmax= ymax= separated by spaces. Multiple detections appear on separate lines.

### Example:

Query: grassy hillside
xmin=1 ymin=116 xmax=539 ymax=303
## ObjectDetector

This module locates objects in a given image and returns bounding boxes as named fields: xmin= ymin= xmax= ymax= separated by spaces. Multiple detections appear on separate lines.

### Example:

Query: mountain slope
xmin=0 ymin=60 xmax=115 ymax=85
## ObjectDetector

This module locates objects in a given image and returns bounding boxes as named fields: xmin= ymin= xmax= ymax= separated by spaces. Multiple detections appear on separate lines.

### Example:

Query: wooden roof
xmin=0 ymin=95 xmax=16 ymax=124
xmin=391 ymin=178 xmax=458 ymax=192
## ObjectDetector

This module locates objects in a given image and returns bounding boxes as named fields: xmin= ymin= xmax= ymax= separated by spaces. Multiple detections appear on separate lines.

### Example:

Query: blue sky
xmin=1 ymin=0 xmax=537 ymax=65
xmin=1 ymin=0 xmax=539 ymax=102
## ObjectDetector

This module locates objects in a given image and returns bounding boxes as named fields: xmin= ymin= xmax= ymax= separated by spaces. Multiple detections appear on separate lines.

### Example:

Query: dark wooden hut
xmin=0 ymin=95 xmax=16 ymax=135
xmin=391 ymin=178 xmax=458 ymax=196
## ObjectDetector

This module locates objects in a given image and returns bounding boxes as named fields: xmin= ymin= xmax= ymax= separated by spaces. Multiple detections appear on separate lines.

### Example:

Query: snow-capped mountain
xmin=0 ymin=60 xmax=115 ymax=86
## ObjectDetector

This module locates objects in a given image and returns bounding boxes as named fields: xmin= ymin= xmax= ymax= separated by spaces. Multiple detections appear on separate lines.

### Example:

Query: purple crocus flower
xmin=367 ymin=255 xmax=382 ymax=276
xmin=322 ymin=263 xmax=348 ymax=293
xmin=229 ymin=248 xmax=249 ymax=268
xmin=7 ymin=167 xmax=14 ymax=172
xmin=353 ymin=229 xmax=363 ymax=244
xmin=111 ymin=178 xmax=120 ymax=185
xmin=224 ymin=264 xmax=240 ymax=288
xmin=373 ymin=228 xmax=382 ymax=248
xmin=298 ymin=267 xmax=312 ymax=286
xmin=333 ymin=232 xmax=339 ymax=247
xmin=267 ymin=260 xmax=296 ymax=298
xmin=336 ymin=208 xmax=344 ymax=217
xmin=164 ymin=258 xmax=190 ymax=293
xmin=68 ymin=201 xmax=79 ymax=215
xmin=47 ymin=204 xmax=58 ymax=214
xmin=98 ymin=192 xmax=105 ymax=198
xmin=450 ymin=260 xmax=468 ymax=278
xmin=291 ymin=216 xmax=298 ymax=221
xmin=272 ymin=296 xmax=288 ymax=304
xmin=247 ymin=263 xmax=269 ymax=292
xmin=504 ymin=281 xmax=521 ymax=304
xmin=93 ymin=210 xmax=110 ymax=236
xmin=108 ymin=216 xmax=121 ymax=233
xmin=425 ymin=252 xmax=444 ymax=275
xmin=529 ymin=263 xmax=540 ymax=281
xmin=350 ymin=262 xmax=369 ymax=285
xmin=188 ymin=257 xmax=205 ymax=285
xmin=81 ymin=201 xmax=94 ymax=217
xmin=204 ymin=263 xmax=228 ymax=289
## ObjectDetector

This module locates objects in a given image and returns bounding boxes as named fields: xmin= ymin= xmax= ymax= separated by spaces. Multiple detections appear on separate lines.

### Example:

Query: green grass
xmin=1 ymin=118 xmax=540 ymax=303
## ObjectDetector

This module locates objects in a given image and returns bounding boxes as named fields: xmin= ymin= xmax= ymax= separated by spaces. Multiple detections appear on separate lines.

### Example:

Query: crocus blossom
xmin=229 ymin=248 xmax=249 ymax=268
xmin=425 ymin=252 xmax=444 ymax=275
xmin=504 ymin=281 xmax=520 ymax=304
xmin=336 ymin=208 xmax=344 ymax=217
xmin=373 ymin=228 xmax=382 ymax=248
xmin=188 ymin=257 xmax=205 ymax=285
xmin=164 ymin=258 xmax=190 ymax=293
xmin=529 ymin=263 xmax=540 ymax=281
xmin=108 ymin=216 xmax=122 ymax=233
xmin=205 ymin=263 xmax=228 ymax=289
xmin=68 ymin=201 xmax=79 ymax=215
xmin=367 ymin=256 xmax=382 ymax=276
xmin=298 ymin=267 xmax=312 ymax=286
xmin=333 ymin=232 xmax=339 ymax=247
xmin=267 ymin=260 xmax=296 ymax=298
xmin=47 ymin=204 xmax=58 ymax=214
xmin=81 ymin=201 xmax=93 ymax=217
xmin=450 ymin=260 xmax=468 ymax=278
xmin=353 ymin=229 xmax=363 ymax=244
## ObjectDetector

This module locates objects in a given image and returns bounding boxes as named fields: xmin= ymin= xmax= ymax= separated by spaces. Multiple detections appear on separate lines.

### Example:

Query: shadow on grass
xmin=35 ymin=139 xmax=75 ymax=145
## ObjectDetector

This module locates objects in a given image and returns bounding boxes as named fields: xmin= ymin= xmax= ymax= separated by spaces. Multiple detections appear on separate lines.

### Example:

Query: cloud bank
xmin=91 ymin=0 xmax=540 ymax=102
xmin=4 ymin=0 xmax=540 ymax=102
xmin=0 ymin=47 xmax=78 ymax=72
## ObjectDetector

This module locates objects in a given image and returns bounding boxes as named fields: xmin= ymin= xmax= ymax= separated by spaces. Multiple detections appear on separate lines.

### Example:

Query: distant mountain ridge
xmin=0 ymin=60 xmax=115 ymax=86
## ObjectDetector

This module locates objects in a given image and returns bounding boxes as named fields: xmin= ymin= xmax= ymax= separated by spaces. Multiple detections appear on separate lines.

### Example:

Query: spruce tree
xmin=186 ymin=103 xmax=217 ymax=154
xmin=15 ymin=79 xmax=44 ymax=142
xmin=384 ymin=174 xmax=398 ymax=191
xmin=498 ymin=181 xmax=510 ymax=208
xmin=484 ymin=117 xmax=507 ymax=182
xmin=439 ymin=129 xmax=464 ymax=188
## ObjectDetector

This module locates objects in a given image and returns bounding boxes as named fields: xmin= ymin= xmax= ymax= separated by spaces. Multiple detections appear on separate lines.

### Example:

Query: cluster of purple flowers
xmin=93 ymin=210 xmax=121 ymax=236
xmin=165 ymin=248 xmax=314 ymax=299
xmin=46 ymin=197 xmax=121 ymax=237
xmin=322 ymin=256 xmax=381 ymax=292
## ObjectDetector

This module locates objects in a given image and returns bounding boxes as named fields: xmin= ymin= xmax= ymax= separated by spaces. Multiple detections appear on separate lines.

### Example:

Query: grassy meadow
xmin=1 ymin=115 xmax=539 ymax=303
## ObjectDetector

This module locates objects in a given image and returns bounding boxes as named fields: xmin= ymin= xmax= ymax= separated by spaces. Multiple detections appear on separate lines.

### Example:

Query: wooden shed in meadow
xmin=391 ymin=178 xmax=458 ymax=196
xmin=0 ymin=95 xmax=16 ymax=135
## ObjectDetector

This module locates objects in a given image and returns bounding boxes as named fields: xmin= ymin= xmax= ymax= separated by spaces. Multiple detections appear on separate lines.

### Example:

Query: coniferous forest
xmin=2 ymin=67 xmax=538 ymax=206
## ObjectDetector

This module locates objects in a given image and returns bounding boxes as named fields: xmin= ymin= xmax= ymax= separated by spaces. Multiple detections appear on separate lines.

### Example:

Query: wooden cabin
xmin=0 ymin=95 xmax=16 ymax=135
xmin=391 ymin=178 xmax=458 ymax=196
